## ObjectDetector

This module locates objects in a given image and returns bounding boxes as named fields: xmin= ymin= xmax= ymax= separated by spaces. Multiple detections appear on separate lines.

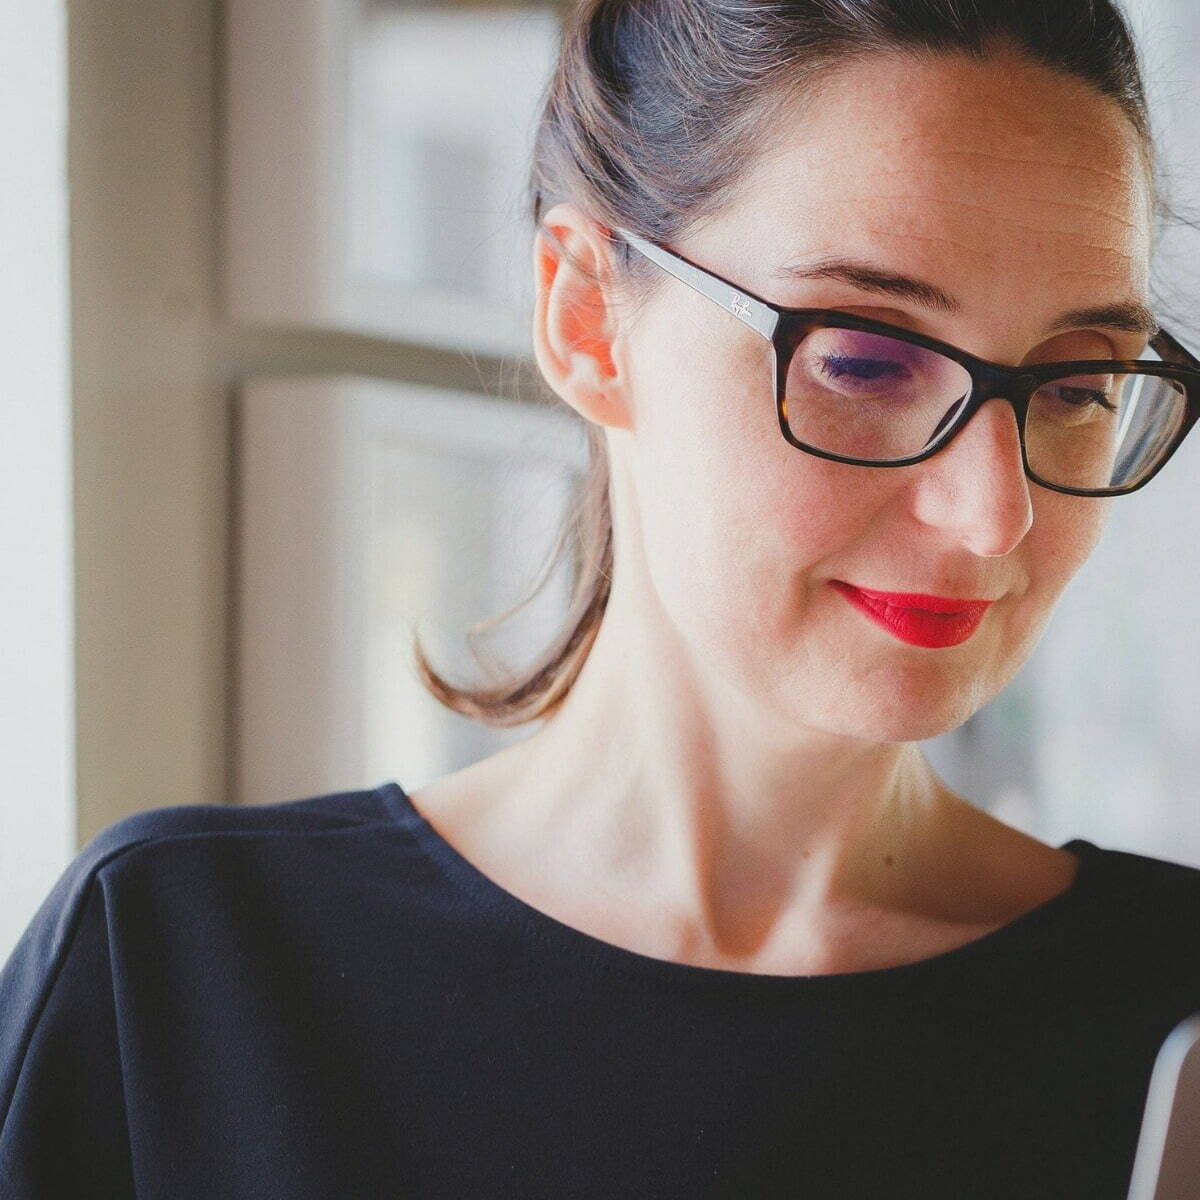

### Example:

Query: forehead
xmin=712 ymin=49 xmax=1153 ymax=306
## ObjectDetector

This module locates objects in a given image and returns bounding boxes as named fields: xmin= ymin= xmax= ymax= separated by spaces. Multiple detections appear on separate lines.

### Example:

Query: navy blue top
xmin=2 ymin=781 xmax=1199 ymax=1199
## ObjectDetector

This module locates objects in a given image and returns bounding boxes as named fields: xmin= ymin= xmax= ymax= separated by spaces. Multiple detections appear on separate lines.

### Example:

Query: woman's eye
xmin=819 ymin=355 xmax=908 ymax=385
xmin=1047 ymin=384 xmax=1118 ymax=413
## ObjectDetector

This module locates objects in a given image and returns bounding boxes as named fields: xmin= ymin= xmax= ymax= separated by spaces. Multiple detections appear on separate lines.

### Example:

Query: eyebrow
xmin=769 ymin=256 xmax=1160 ymax=337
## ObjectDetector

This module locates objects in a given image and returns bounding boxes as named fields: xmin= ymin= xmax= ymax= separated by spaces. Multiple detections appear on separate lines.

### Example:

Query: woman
xmin=4 ymin=1 xmax=1200 ymax=1197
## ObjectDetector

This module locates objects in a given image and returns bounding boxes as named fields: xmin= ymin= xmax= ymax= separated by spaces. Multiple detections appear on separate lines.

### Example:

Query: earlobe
xmin=531 ymin=210 xmax=631 ymax=431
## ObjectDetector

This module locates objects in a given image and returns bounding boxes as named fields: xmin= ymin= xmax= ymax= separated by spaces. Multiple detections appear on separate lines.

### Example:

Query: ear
xmin=531 ymin=202 xmax=632 ymax=431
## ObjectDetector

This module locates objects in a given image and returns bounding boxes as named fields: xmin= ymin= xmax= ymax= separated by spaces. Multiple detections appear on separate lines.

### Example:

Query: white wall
xmin=0 ymin=3 xmax=74 ymax=961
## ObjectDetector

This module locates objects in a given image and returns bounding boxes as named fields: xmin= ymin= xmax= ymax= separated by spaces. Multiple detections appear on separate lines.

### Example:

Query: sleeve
xmin=0 ymin=838 xmax=140 ymax=1195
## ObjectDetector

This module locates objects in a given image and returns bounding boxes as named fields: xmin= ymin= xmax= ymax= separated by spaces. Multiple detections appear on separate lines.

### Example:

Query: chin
xmin=862 ymin=708 xmax=977 ymax=744
xmin=804 ymin=669 xmax=998 ymax=745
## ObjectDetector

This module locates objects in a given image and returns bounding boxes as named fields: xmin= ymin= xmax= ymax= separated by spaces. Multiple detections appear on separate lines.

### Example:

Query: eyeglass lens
xmin=782 ymin=328 xmax=1188 ymax=492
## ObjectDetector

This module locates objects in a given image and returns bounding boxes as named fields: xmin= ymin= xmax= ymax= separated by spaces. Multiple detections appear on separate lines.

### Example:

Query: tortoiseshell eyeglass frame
xmin=603 ymin=224 xmax=1200 ymax=498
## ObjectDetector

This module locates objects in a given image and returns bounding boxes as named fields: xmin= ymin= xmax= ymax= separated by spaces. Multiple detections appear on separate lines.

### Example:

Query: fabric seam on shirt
xmin=0 ymin=835 xmax=163 ymax=1151
xmin=0 ymin=809 xmax=397 ymax=1145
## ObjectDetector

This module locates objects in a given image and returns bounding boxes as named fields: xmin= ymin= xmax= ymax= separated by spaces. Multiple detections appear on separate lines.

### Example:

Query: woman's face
xmin=612 ymin=48 xmax=1154 ymax=742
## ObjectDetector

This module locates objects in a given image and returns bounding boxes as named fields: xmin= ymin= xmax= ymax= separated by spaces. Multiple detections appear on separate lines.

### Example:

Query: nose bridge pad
xmin=921 ymin=370 xmax=1031 ymax=457
xmin=924 ymin=396 xmax=967 ymax=448
xmin=925 ymin=392 xmax=1027 ymax=479
xmin=977 ymin=393 xmax=1023 ymax=457
xmin=969 ymin=394 xmax=1034 ymax=496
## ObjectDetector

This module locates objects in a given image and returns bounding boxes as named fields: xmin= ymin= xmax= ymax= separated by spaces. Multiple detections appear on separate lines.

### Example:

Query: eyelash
xmin=818 ymin=356 xmax=1120 ymax=416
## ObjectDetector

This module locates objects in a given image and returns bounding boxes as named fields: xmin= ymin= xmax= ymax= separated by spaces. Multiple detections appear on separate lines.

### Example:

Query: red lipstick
xmin=830 ymin=581 xmax=993 ymax=649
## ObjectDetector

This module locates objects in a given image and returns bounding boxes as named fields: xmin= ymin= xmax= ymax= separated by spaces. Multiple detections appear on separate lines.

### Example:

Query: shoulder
xmin=1 ymin=782 xmax=417 ymax=1178
xmin=1074 ymin=838 xmax=1200 ymax=922
xmin=81 ymin=781 xmax=401 ymax=873
xmin=1073 ymin=839 xmax=1200 ymax=987
xmin=1087 ymin=840 xmax=1200 ymax=903
xmin=46 ymin=783 xmax=397 ymax=899
xmin=2 ymin=782 xmax=406 ymax=999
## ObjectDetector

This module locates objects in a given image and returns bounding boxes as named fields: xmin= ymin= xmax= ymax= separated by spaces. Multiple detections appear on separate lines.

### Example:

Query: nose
xmin=908 ymin=396 xmax=1034 ymax=557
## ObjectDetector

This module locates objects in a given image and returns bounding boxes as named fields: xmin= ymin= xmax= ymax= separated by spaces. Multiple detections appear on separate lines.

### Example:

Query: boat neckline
xmin=378 ymin=779 xmax=1103 ymax=995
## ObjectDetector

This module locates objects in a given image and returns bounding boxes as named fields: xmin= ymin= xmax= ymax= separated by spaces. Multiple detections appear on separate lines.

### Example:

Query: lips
xmin=829 ymin=581 xmax=993 ymax=649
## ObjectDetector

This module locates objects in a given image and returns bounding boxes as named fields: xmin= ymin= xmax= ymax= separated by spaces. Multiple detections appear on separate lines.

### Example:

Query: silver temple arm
xmin=611 ymin=225 xmax=780 ymax=343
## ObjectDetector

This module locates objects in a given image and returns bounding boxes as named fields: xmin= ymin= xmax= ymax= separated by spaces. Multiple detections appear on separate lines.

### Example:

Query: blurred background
xmin=3 ymin=0 xmax=1199 ymax=962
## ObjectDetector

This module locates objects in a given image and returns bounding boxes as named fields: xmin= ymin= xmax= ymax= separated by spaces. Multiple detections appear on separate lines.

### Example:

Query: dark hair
xmin=412 ymin=0 xmax=1156 ymax=727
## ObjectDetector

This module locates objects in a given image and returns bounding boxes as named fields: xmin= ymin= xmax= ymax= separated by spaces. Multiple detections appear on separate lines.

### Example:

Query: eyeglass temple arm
xmin=576 ymin=225 xmax=1200 ymax=376
xmin=609 ymin=226 xmax=781 ymax=342
xmin=1151 ymin=326 xmax=1200 ymax=370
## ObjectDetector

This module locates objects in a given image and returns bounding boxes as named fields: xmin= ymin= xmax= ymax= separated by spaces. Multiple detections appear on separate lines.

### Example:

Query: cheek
xmin=635 ymin=420 xmax=882 ymax=650
xmin=1025 ymin=492 xmax=1112 ymax=600
xmin=625 ymin=316 xmax=889 ymax=643
xmin=632 ymin=296 xmax=778 ymax=456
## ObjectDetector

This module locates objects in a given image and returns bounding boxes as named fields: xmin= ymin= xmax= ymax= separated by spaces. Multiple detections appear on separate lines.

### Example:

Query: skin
xmin=409 ymin=47 xmax=1155 ymax=975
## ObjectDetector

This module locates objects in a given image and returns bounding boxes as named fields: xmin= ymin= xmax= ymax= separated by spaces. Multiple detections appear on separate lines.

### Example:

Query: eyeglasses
xmin=608 ymin=225 xmax=1200 ymax=497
